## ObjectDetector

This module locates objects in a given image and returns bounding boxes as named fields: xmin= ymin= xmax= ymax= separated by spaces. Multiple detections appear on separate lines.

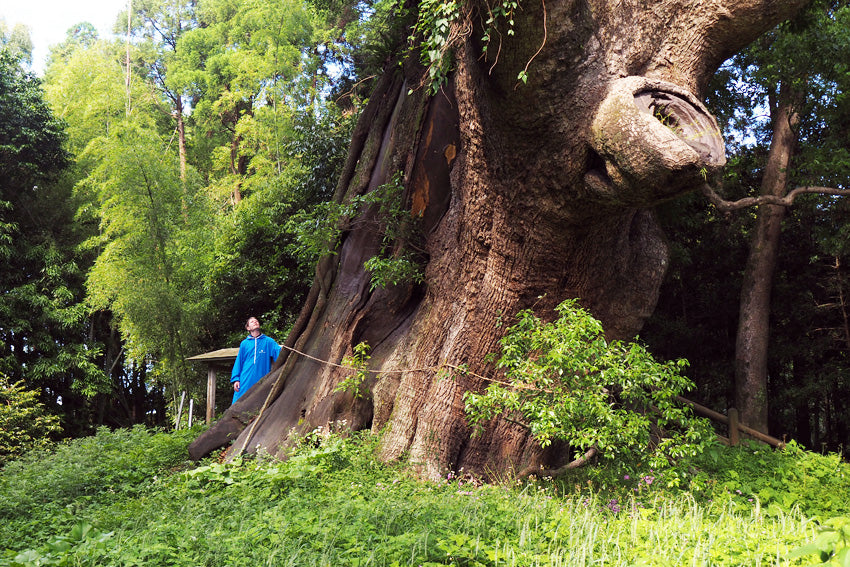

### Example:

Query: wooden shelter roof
xmin=186 ymin=348 xmax=239 ymax=364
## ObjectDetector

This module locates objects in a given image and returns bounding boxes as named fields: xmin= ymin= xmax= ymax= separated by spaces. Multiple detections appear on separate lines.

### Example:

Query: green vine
xmin=287 ymin=172 xmax=425 ymax=291
xmin=334 ymin=342 xmax=372 ymax=399
xmin=404 ymin=0 xmax=526 ymax=93
xmin=408 ymin=0 xmax=463 ymax=93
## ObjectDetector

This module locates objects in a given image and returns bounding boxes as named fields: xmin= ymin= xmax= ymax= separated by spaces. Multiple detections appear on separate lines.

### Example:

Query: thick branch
xmin=519 ymin=447 xmax=599 ymax=477
xmin=701 ymin=184 xmax=850 ymax=212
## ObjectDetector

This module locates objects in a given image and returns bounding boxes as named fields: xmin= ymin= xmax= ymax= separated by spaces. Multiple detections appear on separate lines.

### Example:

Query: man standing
xmin=230 ymin=317 xmax=281 ymax=404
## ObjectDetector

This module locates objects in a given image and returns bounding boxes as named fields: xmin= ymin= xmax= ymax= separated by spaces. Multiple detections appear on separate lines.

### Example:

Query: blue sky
xmin=1 ymin=0 xmax=126 ymax=74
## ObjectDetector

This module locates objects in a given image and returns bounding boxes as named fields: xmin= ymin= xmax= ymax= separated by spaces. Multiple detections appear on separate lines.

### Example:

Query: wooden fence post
xmin=206 ymin=367 xmax=216 ymax=424
xmin=728 ymin=407 xmax=740 ymax=446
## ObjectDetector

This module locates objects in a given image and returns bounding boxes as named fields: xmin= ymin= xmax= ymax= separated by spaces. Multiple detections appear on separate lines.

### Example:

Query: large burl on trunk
xmin=190 ymin=0 xmax=807 ymax=478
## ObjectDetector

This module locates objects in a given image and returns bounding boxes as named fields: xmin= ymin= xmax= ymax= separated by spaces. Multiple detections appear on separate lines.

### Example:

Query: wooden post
xmin=206 ymin=367 xmax=217 ymax=424
xmin=188 ymin=398 xmax=194 ymax=428
xmin=728 ymin=407 xmax=740 ymax=446
xmin=676 ymin=395 xmax=784 ymax=448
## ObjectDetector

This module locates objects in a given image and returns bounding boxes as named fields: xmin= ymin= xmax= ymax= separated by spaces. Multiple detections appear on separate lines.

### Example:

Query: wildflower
xmin=624 ymin=475 xmax=630 ymax=480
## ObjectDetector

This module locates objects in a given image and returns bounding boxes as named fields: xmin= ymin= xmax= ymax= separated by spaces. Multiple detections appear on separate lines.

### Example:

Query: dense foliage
xmin=0 ymin=48 xmax=107 ymax=435
xmin=0 ymin=376 xmax=61 ymax=466
xmin=3 ymin=0 xmax=366 ymax=433
xmin=2 ymin=427 xmax=850 ymax=565
xmin=464 ymin=300 xmax=714 ymax=474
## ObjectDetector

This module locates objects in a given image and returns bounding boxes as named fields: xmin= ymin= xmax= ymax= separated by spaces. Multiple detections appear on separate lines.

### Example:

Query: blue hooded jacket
xmin=230 ymin=333 xmax=281 ymax=404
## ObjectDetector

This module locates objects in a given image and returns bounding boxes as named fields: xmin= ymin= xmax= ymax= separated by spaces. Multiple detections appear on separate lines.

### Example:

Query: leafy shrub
xmin=2 ymin=522 xmax=113 ymax=567
xmin=0 ymin=425 xmax=198 ymax=550
xmin=691 ymin=440 xmax=850 ymax=519
xmin=0 ymin=375 xmax=61 ymax=467
xmin=464 ymin=300 xmax=716 ymax=474
xmin=0 ymin=426 xmax=838 ymax=566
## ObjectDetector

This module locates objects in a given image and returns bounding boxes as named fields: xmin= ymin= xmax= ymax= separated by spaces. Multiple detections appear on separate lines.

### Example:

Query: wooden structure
xmin=186 ymin=348 xmax=239 ymax=424
xmin=676 ymin=396 xmax=785 ymax=449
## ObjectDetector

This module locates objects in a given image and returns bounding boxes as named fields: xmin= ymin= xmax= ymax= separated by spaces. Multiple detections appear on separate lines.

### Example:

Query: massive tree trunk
xmin=735 ymin=84 xmax=801 ymax=432
xmin=190 ymin=0 xmax=808 ymax=478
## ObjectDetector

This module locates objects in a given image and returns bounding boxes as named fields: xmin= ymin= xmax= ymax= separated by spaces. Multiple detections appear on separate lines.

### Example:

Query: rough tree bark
xmin=190 ymin=0 xmax=808 ymax=478
xmin=734 ymin=83 xmax=801 ymax=433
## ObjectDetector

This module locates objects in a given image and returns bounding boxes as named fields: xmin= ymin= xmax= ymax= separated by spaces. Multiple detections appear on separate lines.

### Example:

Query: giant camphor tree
xmin=191 ymin=0 xmax=809 ymax=477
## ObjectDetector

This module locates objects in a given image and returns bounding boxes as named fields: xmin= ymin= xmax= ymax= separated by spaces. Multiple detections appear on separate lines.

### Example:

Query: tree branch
xmin=519 ymin=447 xmax=598 ymax=478
xmin=701 ymin=183 xmax=850 ymax=212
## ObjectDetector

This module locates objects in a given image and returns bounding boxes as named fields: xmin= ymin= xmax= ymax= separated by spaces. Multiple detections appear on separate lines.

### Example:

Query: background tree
xmin=0 ymin=47 xmax=106 ymax=434
xmin=0 ymin=18 xmax=33 ymax=65
xmin=124 ymin=0 xmax=199 ymax=180
xmin=719 ymin=3 xmax=850 ymax=433
xmin=80 ymin=117 xmax=213 ymax=402
xmin=35 ymin=0 xmax=361 ymax=425
xmin=42 ymin=29 xmax=182 ymax=428
xmin=645 ymin=1 xmax=850 ymax=451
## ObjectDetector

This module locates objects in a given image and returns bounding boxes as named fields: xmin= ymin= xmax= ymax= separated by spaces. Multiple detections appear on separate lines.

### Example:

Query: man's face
xmin=246 ymin=317 xmax=260 ymax=333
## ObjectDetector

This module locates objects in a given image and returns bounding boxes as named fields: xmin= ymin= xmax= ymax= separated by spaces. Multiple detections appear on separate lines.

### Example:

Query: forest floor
xmin=1 ymin=425 xmax=848 ymax=566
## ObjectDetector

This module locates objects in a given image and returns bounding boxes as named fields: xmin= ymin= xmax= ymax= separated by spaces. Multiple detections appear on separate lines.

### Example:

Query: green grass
xmin=1 ymin=426 xmax=848 ymax=566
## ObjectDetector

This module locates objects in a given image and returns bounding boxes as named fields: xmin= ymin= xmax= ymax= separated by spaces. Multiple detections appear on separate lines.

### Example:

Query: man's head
xmin=245 ymin=317 xmax=261 ymax=336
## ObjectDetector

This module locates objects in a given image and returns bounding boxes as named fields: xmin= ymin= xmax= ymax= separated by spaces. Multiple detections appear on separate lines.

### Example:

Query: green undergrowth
xmin=1 ymin=426 xmax=849 ymax=566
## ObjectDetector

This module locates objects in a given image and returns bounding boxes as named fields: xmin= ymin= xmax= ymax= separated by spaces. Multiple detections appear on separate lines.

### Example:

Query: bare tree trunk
xmin=834 ymin=258 xmax=850 ymax=352
xmin=176 ymin=97 xmax=187 ymax=183
xmin=735 ymin=84 xmax=801 ymax=432
xmin=190 ymin=0 xmax=808 ymax=478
